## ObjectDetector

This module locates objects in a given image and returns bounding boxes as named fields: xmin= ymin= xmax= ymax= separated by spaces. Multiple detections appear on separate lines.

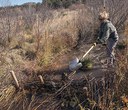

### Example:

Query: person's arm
xmin=96 ymin=25 xmax=103 ymax=44
xmin=97 ymin=27 xmax=102 ymax=40
xmin=100 ymin=23 xmax=110 ymax=44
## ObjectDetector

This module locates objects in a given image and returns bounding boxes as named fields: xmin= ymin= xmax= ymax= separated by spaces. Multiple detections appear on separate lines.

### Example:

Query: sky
xmin=0 ymin=0 xmax=42 ymax=6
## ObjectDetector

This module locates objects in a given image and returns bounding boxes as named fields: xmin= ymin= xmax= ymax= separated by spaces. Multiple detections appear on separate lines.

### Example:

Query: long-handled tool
xmin=69 ymin=43 xmax=96 ymax=71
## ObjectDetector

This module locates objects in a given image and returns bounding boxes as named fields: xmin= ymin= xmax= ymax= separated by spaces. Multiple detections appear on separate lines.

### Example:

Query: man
xmin=97 ymin=11 xmax=119 ymax=67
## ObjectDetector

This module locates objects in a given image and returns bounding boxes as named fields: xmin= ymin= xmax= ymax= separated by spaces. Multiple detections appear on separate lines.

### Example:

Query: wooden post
xmin=38 ymin=75 xmax=44 ymax=84
xmin=10 ymin=71 xmax=20 ymax=88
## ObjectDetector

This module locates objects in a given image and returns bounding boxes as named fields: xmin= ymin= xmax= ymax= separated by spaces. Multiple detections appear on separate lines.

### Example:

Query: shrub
xmin=115 ymin=30 xmax=128 ymax=97
xmin=45 ymin=0 xmax=81 ymax=8
xmin=25 ymin=51 xmax=36 ymax=60
xmin=81 ymin=58 xmax=93 ymax=70
xmin=116 ymin=42 xmax=127 ymax=50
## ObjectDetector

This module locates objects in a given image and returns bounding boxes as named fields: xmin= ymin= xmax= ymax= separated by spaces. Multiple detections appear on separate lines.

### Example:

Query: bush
xmin=45 ymin=0 xmax=80 ymax=8
xmin=115 ymin=39 xmax=128 ymax=96
xmin=81 ymin=58 xmax=93 ymax=70
xmin=25 ymin=51 xmax=36 ymax=60
xmin=116 ymin=42 xmax=127 ymax=50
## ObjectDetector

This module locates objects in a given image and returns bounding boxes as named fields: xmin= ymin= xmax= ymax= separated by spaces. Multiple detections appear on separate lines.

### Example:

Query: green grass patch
xmin=81 ymin=58 xmax=93 ymax=70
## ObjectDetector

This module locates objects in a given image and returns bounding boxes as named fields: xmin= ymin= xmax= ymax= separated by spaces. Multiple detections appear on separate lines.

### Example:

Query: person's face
xmin=99 ymin=17 xmax=106 ymax=23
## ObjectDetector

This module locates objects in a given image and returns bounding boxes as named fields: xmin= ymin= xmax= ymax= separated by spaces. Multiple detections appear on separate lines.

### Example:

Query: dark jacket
xmin=98 ymin=20 xmax=119 ymax=43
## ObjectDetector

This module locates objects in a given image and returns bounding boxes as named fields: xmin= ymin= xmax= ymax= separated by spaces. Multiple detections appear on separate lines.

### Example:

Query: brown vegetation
xmin=0 ymin=0 xmax=128 ymax=110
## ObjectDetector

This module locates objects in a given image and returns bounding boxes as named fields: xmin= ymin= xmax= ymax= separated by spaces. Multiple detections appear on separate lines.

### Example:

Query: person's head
xmin=99 ymin=11 xmax=109 ymax=21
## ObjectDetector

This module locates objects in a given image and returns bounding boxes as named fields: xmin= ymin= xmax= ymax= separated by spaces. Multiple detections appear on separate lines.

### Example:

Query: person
xmin=97 ymin=11 xmax=119 ymax=67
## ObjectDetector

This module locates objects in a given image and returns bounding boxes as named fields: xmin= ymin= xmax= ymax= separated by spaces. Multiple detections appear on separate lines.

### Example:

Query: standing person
xmin=97 ymin=11 xmax=119 ymax=67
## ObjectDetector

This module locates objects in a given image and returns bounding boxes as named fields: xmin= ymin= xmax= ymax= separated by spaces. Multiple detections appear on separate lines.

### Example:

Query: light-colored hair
xmin=99 ymin=11 xmax=109 ymax=20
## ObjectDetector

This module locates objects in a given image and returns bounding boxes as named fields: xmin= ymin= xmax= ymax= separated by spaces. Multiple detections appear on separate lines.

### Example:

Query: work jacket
xmin=98 ymin=20 xmax=119 ymax=43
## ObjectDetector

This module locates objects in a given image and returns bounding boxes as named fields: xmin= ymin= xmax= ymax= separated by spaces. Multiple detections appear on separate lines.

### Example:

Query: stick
xmin=38 ymin=75 xmax=44 ymax=84
xmin=10 ymin=71 xmax=20 ymax=88
xmin=103 ymin=0 xmax=106 ymax=9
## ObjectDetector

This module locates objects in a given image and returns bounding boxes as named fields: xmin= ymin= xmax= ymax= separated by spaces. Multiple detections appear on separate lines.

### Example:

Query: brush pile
xmin=1 ymin=72 xmax=123 ymax=110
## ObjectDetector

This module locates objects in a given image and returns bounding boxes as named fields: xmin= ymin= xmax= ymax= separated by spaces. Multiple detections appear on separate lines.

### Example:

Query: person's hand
xmin=96 ymin=38 xmax=105 ymax=45
xmin=96 ymin=39 xmax=106 ymax=46
xmin=100 ymin=39 xmax=106 ymax=46
xmin=102 ymin=43 xmax=107 ymax=46
xmin=96 ymin=38 xmax=101 ymax=44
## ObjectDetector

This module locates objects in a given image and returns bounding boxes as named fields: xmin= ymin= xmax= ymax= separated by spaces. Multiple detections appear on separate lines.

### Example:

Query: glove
xmin=100 ymin=39 xmax=107 ymax=46
xmin=96 ymin=38 xmax=102 ymax=44
xmin=102 ymin=42 xmax=107 ymax=46
xmin=96 ymin=38 xmax=106 ymax=46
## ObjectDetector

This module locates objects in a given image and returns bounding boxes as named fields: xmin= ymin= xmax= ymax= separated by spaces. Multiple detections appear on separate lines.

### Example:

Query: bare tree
xmin=84 ymin=0 xmax=128 ymax=32
xmin=75 ymin=0 xmax=128 ymax=47
xmin=0 ymin=0 xmax=13 ymax=47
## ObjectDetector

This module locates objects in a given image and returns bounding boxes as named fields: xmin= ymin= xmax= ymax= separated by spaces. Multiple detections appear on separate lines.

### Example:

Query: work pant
xmin=106 ymin=38 xmax=118 ymax=65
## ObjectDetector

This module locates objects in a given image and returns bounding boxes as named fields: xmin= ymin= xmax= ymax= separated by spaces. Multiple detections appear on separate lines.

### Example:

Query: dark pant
xmin=106 ymin=38 xmax=118 ymax=64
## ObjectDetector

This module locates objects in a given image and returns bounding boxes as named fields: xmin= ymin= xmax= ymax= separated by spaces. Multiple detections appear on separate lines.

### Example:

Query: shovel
xmin=69 ymin=43 xmax=96 ymax=71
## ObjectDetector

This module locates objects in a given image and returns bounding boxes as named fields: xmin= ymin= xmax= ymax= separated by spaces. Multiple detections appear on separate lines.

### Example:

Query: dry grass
xmin=0 ymin=3 xmax=128 ymax=110
xmin=0 ymin=85 xmax=16 ymax=110
xmin=115 ymin=25 xmax=128 ymax=96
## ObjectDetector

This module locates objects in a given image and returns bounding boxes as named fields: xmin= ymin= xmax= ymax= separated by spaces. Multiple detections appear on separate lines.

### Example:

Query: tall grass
xmin=116 ymin=25 xmax=128 ymax=95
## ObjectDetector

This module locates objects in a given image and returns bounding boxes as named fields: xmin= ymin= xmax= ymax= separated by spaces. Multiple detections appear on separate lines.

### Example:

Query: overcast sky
xmin=0 ymin=0 xmax=42 ymax=6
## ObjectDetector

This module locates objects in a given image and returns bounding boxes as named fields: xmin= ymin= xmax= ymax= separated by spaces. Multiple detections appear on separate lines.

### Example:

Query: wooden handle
xmin=81 ymin=43 xmax=96 ymax=60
